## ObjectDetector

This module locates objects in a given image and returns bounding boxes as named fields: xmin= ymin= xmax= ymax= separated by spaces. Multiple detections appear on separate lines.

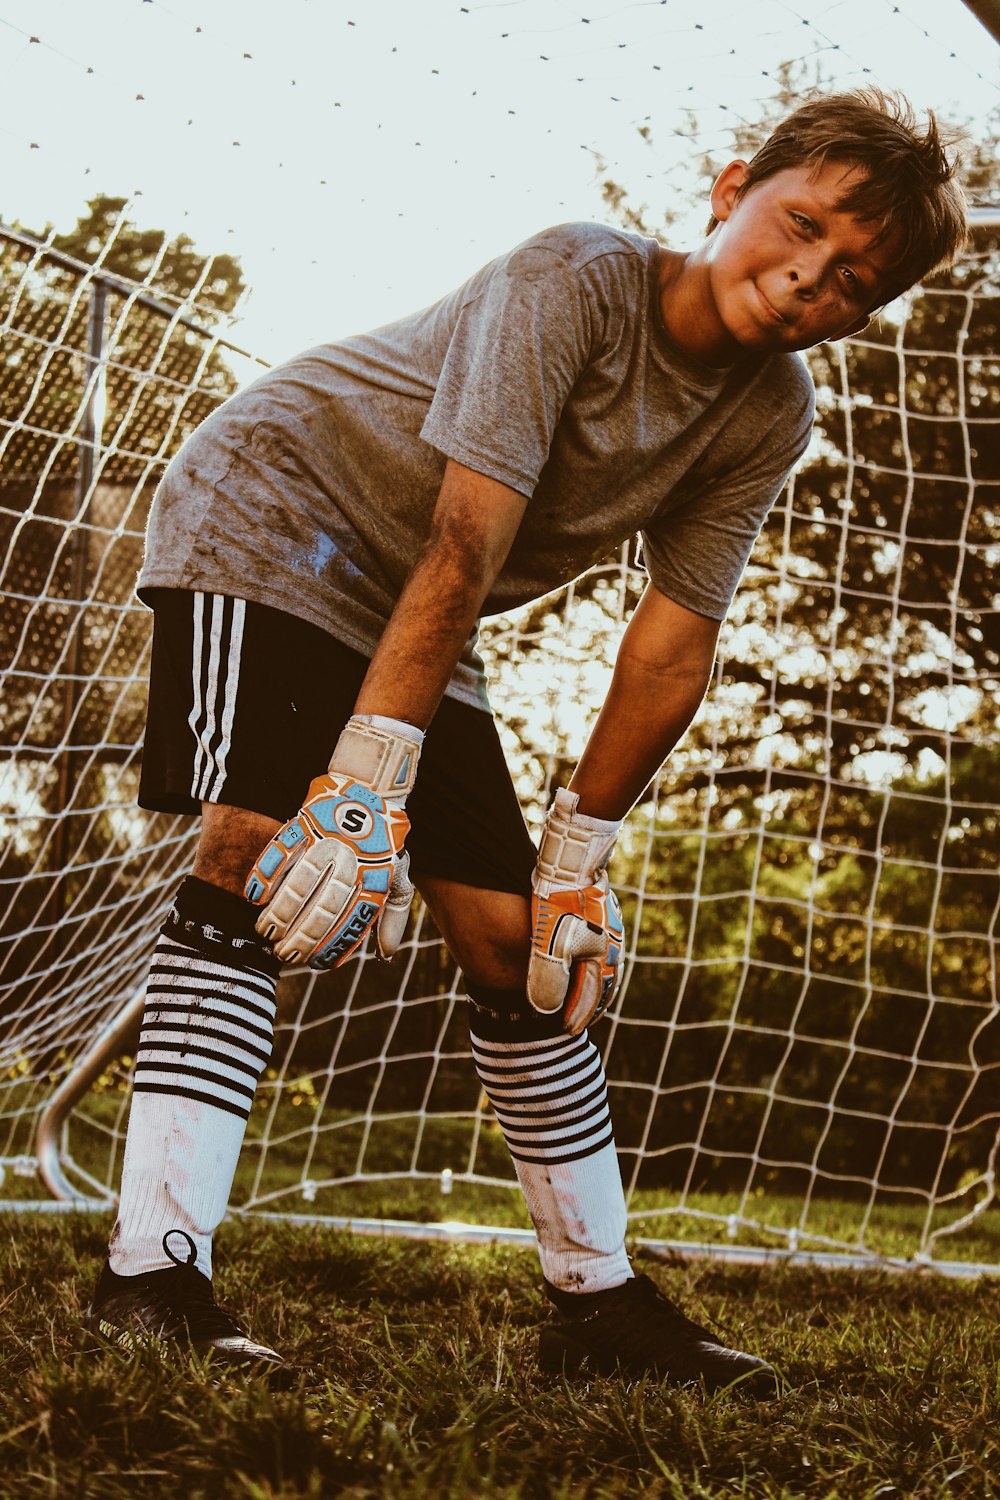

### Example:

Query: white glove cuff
xmin=564 ymin=805 xmax=622 ymax=838
xmin=329 ymin=714 xmax=422 ymax=798
xmin=353 ymin=712 xmax=425 ymax=747
xmin=535 ymin=787 xmax=622 ymax=888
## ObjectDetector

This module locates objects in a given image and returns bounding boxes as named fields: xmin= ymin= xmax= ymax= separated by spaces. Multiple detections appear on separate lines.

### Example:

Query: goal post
xmin=2 ymin=201 xmax=997 ymax=1272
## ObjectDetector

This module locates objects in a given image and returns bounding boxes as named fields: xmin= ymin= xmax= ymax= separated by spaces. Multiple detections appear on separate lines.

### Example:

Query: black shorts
xmin=138 ymin=589 xmax=537 ymax=896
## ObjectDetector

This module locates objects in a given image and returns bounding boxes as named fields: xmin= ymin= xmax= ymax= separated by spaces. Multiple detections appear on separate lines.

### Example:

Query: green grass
xmin=2 ymin=1213 xmax=999 ymax=1498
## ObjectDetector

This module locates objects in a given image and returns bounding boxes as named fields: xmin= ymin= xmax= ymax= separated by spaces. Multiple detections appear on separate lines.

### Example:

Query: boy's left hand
xmin=527 ymin=788 xmax=625 ymax=1034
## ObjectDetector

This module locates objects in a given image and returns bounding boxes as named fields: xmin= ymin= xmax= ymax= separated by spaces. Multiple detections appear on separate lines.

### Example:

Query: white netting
xmin=0 ymin=0 xmax=997 ymax=1266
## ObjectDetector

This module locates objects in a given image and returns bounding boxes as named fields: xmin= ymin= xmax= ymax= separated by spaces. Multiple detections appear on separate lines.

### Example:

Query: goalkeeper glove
xmin=527 ymin=787 xmax=625 ymax=1035
xmin=245 ymin=714 xmax=422 ymax=969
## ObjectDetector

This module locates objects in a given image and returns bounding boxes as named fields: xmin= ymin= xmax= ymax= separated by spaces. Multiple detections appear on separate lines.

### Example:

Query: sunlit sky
xmin=1 ymin=0 xmax=997 ymax=362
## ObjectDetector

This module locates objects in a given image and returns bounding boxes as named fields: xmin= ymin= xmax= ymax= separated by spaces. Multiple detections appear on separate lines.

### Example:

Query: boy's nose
xmin=788 ymin=255 xmax=825 ymax=298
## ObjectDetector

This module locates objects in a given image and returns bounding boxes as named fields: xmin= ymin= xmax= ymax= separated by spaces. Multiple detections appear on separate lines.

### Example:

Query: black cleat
xmin=85 ymin=1260 xmax=287 ymax=1379
xmin=538 ymin=1273 xmax=779 ymax=1397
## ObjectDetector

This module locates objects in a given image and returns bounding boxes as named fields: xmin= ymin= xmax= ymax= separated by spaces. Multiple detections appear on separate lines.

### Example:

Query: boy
xmin=85 ymin=88 xmax=966 ymax=1393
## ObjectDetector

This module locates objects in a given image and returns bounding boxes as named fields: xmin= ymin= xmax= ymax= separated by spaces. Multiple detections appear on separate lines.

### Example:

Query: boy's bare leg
xmin=415 ymin=875 xmax=531 ymax=990
xmin=192 ymin=803 xmax=281 ymax=894
xmin=418 ymin=873 xmax=633 ymax=1296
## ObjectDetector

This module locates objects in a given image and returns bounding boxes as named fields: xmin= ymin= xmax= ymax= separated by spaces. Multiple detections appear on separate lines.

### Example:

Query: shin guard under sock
xmin=467 ymin=983 xmax=632 ymax=1294
xmin=109 ymin=876 xmax=280 ymax=1279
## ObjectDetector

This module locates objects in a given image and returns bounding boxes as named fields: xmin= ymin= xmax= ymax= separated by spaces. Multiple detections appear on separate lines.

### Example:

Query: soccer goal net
xmin=1 ymin=1 xmax=997 ymax=1273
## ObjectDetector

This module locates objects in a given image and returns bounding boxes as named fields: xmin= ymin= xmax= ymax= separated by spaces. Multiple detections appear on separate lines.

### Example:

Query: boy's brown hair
xmin=709 ymin=88 xmax=968 ymax=306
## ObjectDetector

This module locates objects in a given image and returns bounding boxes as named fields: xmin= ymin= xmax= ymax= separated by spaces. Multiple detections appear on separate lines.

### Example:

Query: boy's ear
xmin=709 ymin=160 xmax=751 ymax=224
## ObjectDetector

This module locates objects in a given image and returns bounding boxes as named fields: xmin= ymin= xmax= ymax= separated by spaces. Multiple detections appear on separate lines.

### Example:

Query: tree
xmin=1 ymin=195 xmax=245 ymax=486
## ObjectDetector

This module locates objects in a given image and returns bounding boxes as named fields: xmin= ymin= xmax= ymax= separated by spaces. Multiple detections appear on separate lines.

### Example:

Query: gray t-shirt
xmin=139 ymin=222 xmax=814 ymax=710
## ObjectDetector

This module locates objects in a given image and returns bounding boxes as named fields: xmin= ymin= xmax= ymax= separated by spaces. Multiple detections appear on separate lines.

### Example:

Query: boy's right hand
xmin=245 ymin=717 xmax=421 ymax=969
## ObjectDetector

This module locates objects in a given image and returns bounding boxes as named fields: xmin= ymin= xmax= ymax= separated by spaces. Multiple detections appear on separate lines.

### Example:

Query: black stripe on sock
xmin=479 ymin=1050 xmax=602 ymax=1098
xmin=506 ymin=1128 xmax=616 ymax=1167
xmin=148 ymin=965 xmax=277 ymax=1011
xmin=470 ymin=1037 xmax=589 ymax=1077
xmin=134 ymin=1061 xmax=256 ymax=1103
xmin=479 ymin=1068 xmax=602 ymax=1128
xmin=487 ymin=1077 xmax=609 ymax=1126
xmin=137 ymin=1026 xmax=269 ymax=1074
xmin=472 ymin=1053 xmax=599 ymax=1097
xmin=131 ymin=1080 xmax=251 ymax=1121
xmin=141 ymin=1000 xmax=275 ymax=1044
xmin=139 ymin=1016 xmax=273 ymax=1058
xmin=143 ymin=991 xmax=275 ymax=1033
xmin=491 ymin=1106 xmax=612 ymax=1151
xmin=135 ymin=1039 xmax=265 ymax=1083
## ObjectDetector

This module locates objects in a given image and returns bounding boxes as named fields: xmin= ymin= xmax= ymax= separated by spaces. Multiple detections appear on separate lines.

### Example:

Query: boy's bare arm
xmin=245 ymin=458 xmax=526 ymax=968
xmin=569 ymin=584 xmax=720 ymax=821
xmin=354 ymin=457 xmax=528 ymax=727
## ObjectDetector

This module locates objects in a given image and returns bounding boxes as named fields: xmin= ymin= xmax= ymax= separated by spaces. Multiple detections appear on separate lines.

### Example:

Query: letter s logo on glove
xmin=245 ymin=716 xmax=421 ymax=969
xmin=527 ymin=788 xmax=626 ymax=1035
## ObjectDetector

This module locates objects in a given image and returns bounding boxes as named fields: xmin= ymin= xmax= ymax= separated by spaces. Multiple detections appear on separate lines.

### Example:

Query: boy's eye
xmin=839 ymin=266 xmax=860 ymax=289
xmin=790 ymin=212 xmax=814 ymax=233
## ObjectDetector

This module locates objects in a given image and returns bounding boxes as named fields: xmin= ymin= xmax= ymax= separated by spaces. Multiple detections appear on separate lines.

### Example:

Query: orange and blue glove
xmin=245 ymin=715 xmax=422 ymax=969
xmin=527 ymin=787 xmax=625 ymax=1035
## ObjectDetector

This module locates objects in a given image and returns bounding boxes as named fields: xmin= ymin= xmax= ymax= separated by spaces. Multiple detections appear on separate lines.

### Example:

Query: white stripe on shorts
xmin=188 ymin=593 xmax=246 ymax=803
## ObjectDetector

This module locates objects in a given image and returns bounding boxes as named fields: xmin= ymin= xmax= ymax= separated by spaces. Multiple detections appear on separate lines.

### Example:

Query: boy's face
xmin=703 ymin=159 xmax=900 ymax=355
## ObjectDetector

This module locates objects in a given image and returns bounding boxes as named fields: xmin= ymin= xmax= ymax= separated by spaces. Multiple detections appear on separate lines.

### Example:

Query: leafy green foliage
xmin=2 ymin=194 xmax=245 ymax=485
xmin=48 ymin=196 xmax=246 ymax=318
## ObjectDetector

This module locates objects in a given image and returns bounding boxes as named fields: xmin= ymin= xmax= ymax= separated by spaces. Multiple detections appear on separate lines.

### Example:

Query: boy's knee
xmin=460 ymin=927 xmax=530 ymax=991
xmin=417 ymin=877 xmax=531 ymax=990
xmin=191 ymin=803 xmax=282 ymax=898
xmin=448 ymin=902 xmax=530 ymax=989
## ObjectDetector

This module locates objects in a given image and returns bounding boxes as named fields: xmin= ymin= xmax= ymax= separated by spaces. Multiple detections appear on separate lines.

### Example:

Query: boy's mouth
xmin=753 ymin=283 xmax=788 ymax=325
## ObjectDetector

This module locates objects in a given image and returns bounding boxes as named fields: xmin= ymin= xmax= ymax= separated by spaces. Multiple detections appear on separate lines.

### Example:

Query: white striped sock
xmin=109 ymin=933 xmax=277 ymax=1279
xmin=471 ymin=1028 xmax=632 ymax=1293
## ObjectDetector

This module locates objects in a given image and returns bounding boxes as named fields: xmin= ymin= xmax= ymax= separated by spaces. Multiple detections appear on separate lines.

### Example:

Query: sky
xmin=1 ymin=0 xmax=997 ymax=364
